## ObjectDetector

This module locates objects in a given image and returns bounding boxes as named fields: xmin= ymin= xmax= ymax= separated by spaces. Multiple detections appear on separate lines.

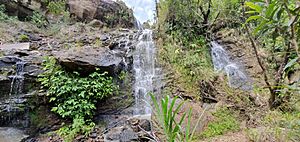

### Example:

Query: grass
xmin=158 ymin=36 xmax=215 ymax=97
xmin=198 ymin=108 xmax=240 ymax=139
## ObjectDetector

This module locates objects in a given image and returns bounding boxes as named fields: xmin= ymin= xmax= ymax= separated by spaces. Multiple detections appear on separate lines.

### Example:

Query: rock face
xmin=67 ymin=0 xmax=135 ymax=28
xmin=0 ymin=55 xmax=41 ymax=128
xmin=54 ymin=47 xmax=123 ymax=75
xmin=0 ymin=0 xmax=46 ymax=20
xmin=53 ymin=29 xmax=138 ymax=75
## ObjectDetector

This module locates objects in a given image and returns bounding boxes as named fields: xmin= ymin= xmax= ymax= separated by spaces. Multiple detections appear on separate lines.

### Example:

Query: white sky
xmin=121 ymin=0 xmax=156 ymax=23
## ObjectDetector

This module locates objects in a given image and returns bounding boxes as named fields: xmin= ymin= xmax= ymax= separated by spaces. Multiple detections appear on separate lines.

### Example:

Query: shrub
xmin=0 ymin=5 xmax=9 ymax=21
xmin=31 ymin=11 xmax=48 ymax=28
xmin=47 ymin=0 xmax=66 ymax=15
xmin=38 ymin=57 xmax=118 ymax=141
xmin=0 ymin=5 xmax=16 ymax=21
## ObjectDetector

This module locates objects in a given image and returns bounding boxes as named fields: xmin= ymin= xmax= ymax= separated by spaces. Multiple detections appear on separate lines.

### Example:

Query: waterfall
xmin=9 ymin=61 xmax=25 ymax=96
xmin=211 ymin=41 xmax=252 ymax=90
xmin=133 ymin=29 xmax=156 ymax=115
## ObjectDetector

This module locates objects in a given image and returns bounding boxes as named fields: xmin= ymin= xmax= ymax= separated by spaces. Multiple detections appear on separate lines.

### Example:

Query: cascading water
xmin=0 ymin=61 xmax=28 ymax=141
xmin=9 ymin=61 xmax=25 ymax=96
xmin=211 ymin=41 xmax=252 ymax=90
xmin=133 ymin=29 xmax=156 ymax=115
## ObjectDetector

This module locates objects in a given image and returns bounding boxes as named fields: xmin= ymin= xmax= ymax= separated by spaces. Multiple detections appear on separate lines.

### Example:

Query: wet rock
xmin=0 ymin=92 xmax=36 ymax=128
xmin=67 ymin=0 xmax=135 ymax=28
xmin=104 ymin=126 xmax=138 ymax=142
xmin=0 ymin=56 xmax=23 ymax=65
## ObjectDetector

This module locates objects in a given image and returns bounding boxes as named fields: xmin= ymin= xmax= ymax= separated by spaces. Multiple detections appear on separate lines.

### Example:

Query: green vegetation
xmin=46 ymin=0 xmax=71 ymax=23
xmin=244 ymin=0 xmax=300 ymax=108
xmin=38 ymin=57 xmax=117 ymax=141
xmin=47 ymin=0 xmax=66 ymax=15
xmin=247 ymin=110 xmax=300 ymax=141
xmin=151 ymin=94 xmax=204 ymax=142
xmin=31 ymin=11 xmax=48 ymax=28
xmin=18 ymin=34 xmax=30 ymax=42
xmin=199 ymin=108 xmax=240 ymax=138
xmin=158 ymin=36 xmax=214 ymax=96
xmin=0 ymin=4 xmax=16 ymax=21
xmin=0 ymin=5 xmax=9 ymax=21
xmin=155 ymin=0 xmax=300 ymax=141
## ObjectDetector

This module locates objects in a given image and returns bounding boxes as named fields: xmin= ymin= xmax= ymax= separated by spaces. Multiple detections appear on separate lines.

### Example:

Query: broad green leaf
xmin=284 ymin=57 xmax=299 ymax=71
xmin=246 ymin=15 xmax=262 ymax=23
xmin=265 ymin=2 xmax=276 ymax=18
xmin=245 ymin=2 xmax=263 ymax=13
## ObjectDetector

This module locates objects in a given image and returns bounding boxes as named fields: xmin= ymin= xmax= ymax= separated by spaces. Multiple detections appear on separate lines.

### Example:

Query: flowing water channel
xmin=211 ymin=41 xmax=252 ymax=90
xmin=9 ymin=61 xmax=25 ymax=96
xmin=133 ymin=29 xmax=157 ymax=115
xmin=0 ymin=61 xmax=27 ymax=141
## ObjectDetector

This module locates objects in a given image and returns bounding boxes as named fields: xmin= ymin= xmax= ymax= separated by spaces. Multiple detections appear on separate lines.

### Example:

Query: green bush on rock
xmin=31 ymin=11 xmax=48 ymax=28
xmin=38 ymin=57 xmax=118 ymax=141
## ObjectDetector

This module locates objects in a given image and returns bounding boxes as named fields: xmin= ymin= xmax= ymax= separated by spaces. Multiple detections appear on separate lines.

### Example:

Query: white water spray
xmin=211 ymin=41 xmax=252 ymax=90
xmin=133 ymin=29 xmax=156 ymax=115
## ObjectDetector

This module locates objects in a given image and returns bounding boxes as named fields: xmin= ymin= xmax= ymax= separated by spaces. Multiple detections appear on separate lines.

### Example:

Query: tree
xmin=245 ymin=0 xmax=300 ymax=108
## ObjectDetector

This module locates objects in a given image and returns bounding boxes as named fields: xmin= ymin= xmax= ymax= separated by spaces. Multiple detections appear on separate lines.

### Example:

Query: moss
xmin=198 ymin=108 xmax=240 ymax=139
xmin=18 ymin=34 xmax=30 ymax=42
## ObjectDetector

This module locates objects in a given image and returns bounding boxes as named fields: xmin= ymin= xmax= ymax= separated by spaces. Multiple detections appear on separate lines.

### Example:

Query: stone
xmin=90 ymin=132 xmax=98 ymax=139
xmin=139 ymin=119 xmax=151 ymax=132
xmin=53 ymin=46 xmax=124 ymax=75
xmin=87 ymin=19 xmax=104 ymax=28
xmin=104 ymin=126 xmax=138 ymax=142
xmin=0 ymin=0 xmax=47 ymax=20
xmin=67 ymin=0 xmax=135 ymax=28
xmin=0 ymin=43 xmax=30 ymax=51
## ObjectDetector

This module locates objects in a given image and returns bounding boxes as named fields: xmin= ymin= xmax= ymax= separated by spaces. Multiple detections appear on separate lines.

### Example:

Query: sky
xmin=121 ymin=0 xmax=156 ymax=23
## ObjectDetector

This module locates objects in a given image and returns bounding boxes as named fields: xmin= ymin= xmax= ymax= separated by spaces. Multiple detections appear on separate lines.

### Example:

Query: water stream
xmin=0 ymin=127 xmax=28 ymax=142
xmin=9 ymin=61 xmax=25 ymax=96
xmin=211 ymin=41 xmax=252 ymax=90
xmin=0 ymin=61 xmax=27 ymax=141
xmin=133 ymin=29 xmax=158 ymax=115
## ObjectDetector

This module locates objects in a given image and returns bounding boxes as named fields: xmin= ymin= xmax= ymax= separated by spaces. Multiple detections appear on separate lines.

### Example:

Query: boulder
xmin=67 ymin=0 xmax=135 ymax=28
xmin=53 ymin=46 xmax=124 ymax=75
xmin=0 ymin=0 xmax=45 ymax=20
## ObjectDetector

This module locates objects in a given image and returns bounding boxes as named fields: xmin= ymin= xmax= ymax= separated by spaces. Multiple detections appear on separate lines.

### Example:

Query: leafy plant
xmin=47 ymin=0 xmax=66 ymax=15
xmin=151 ymin=94 xmax=204 ymax=142
xmin=31 ymin=11 xmax=48 ymax=28
xmin=245 ymin=0 xmax=300 ymax=108
xmin=58 ymin=116 xmax=95 ymax=142
xmin=38 ymin=57 xmax=117 ymax=141
xmin=0 ymin=4 xmax=16 ymax=21
xmin=0 ymin=5 xmax=9 ymax=21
